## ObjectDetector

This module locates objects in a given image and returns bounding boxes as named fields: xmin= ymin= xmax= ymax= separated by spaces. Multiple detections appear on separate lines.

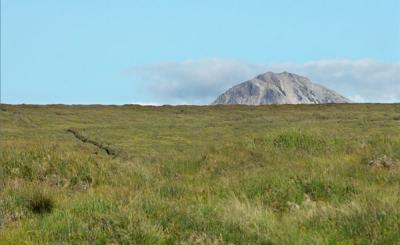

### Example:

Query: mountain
xmin=212 ymin=72 xmax=350 ymax=105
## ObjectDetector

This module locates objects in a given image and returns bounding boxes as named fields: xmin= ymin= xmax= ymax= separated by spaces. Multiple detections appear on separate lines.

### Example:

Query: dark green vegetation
xmin=1 ymin=104 xmax=399 ymax=244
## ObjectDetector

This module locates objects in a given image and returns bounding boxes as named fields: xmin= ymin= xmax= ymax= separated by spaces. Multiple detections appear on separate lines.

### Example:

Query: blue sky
xmin=1 ymin=0 xmax=400 ymax=104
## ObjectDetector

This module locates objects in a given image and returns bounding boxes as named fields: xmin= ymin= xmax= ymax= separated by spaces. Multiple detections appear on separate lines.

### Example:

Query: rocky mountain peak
xmin=212 ymin=72 xmax=350 ymax=105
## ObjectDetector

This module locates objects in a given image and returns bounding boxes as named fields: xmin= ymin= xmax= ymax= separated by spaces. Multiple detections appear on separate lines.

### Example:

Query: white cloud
xmin=125 ymin=58 xmax=266 ymax=104
xmin=130 ymin=102 xmax=162 ymax=106
xmin=129 ymin=101 xmax=191 ymax=106
xmin=127 ymin=58 xmax=400 ymax=104
xmin=348 ymin=95 xmax=366 ymax=103
xmin=276 ymin=59 xmax=400 ymax=103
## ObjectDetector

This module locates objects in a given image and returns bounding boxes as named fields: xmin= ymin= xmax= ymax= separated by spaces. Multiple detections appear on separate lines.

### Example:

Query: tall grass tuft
xmin=26 ymin=190 xmax=54 ymax=214
xmin=273 ymin=130 xmax=327 ymax=153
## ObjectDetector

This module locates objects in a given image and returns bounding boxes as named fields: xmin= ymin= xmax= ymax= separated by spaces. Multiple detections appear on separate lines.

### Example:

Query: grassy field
xmin=0 ymin=104 xmax=400 ymax=244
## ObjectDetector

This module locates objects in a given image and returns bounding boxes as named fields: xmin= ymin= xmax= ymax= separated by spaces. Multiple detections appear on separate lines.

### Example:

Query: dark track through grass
xmin=66 ymin=128 xmax=117 ymax=156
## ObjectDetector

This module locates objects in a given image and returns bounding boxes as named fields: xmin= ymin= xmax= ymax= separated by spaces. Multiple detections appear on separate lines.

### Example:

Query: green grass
xmin=0 ymin=104 xmax=399 ymax=244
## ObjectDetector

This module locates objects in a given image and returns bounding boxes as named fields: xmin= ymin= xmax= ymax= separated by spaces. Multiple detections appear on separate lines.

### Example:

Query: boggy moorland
xmin=0 ymin=104 xmax=399 ymax=244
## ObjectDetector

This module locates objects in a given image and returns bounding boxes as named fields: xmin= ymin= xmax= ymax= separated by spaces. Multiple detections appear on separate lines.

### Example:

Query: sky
xmin=1 ymin=0 xmax=400 ymax=104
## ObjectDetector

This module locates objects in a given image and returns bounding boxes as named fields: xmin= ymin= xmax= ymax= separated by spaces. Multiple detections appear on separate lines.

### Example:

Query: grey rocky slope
xmin=212 ymin=72 xmax=350 ymax=105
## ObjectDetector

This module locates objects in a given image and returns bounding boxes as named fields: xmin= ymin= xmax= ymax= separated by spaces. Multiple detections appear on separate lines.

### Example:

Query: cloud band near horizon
xmin=126 ymin=58 xmax=400 ymax=105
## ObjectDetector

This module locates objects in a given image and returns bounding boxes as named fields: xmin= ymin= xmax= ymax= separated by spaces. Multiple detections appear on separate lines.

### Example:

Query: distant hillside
xmin=212 ymin=71 xmax=350 ymax=105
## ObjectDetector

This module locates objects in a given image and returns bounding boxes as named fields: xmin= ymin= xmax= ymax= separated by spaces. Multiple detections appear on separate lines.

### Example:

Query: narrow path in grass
xmin=66 ymin=128 xmax=117 ymax=156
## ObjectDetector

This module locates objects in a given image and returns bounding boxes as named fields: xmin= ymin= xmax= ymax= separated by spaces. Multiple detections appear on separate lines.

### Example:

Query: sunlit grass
xmin=0 ymin=104 xmax=399 ymax=244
